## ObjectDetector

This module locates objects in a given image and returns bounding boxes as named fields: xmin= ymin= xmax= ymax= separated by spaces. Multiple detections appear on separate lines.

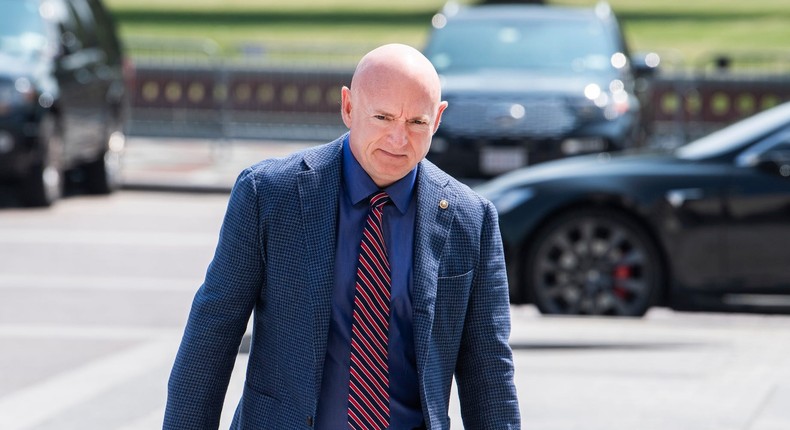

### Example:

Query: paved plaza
xmin=0 ymin=138 xmax=789 ymax=429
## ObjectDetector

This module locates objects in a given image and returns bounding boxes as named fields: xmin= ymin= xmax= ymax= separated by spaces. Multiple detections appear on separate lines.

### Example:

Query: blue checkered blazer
xmin=164 ymin=134 xmax=520 ymax=429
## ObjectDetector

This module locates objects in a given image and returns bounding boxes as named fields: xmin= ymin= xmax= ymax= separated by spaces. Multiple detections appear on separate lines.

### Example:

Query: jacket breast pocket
xmin=437 ymin=268 xmax=473 ymax=281
xmin=436 ymin=269 xmax=473 ymax=303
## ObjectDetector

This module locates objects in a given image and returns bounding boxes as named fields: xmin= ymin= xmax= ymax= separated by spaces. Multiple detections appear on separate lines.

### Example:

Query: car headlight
xmin=583 ymin=80 xmax=632 ymax=120
xmin=487 ymin=187 xmax=535 ymax=214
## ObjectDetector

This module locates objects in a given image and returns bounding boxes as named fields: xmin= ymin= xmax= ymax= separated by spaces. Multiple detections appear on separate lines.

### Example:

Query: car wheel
xmin=525 ymin=208 xmax=662 ymax=317
xmin=84 ymin=130 xmax=124 ymax=194
xmin=21 ymin=115 xmax=63 ymax=207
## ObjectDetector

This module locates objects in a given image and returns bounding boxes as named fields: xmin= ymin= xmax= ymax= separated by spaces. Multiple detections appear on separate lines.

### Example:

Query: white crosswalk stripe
xmin=0 ymin=338 xmax=178 ymax=430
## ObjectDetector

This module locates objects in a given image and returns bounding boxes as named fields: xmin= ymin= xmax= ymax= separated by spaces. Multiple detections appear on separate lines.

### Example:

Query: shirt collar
xmin=342 ymin=135 xmax=416 ymax=215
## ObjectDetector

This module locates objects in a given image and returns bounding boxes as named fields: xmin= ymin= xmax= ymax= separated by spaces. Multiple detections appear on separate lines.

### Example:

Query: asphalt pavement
xmin=2 ymin=137 xmax=789 ymax=429
xmin=116 ymin=136 xmax=790 ymax=430
xmin=121 ymin=136 xmax=321 ymax=192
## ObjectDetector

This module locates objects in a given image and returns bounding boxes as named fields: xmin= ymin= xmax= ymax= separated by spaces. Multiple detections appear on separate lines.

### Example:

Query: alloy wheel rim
xmin=533 ymin=216 xmax=652 ymax=315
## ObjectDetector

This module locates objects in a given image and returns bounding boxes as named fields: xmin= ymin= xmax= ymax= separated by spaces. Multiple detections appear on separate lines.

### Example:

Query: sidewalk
xmin=121 ymin=137 xmax=321 ymax=192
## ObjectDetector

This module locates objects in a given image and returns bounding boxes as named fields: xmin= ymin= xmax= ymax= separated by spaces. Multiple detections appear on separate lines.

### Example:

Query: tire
xmin=21 ymin=115 xmax=63 ymax=207
xmin=525 ymin=208 xmax=662 ymax=317
xmin=84 ymin=130 xmax=124 ymax=195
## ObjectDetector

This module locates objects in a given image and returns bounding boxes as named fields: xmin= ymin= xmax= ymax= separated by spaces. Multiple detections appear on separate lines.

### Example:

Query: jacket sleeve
xmin=455 ymin=200 xmax=521 ymax=429
xmin=164 ymin=168 xmax=264 ymax=429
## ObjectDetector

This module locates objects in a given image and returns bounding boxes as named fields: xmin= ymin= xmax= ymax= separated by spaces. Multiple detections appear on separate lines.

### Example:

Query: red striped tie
xmin=348 ymin=191 xmax=392 ymax=430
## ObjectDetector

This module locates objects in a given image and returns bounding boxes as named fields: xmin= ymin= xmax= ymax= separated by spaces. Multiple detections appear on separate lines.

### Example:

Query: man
xmin=164 ymin=43 xmax=519 ymax=429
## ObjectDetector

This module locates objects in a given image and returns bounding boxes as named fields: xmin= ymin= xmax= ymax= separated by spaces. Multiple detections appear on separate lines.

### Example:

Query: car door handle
xmin=666 ymin=188 xmax=704 ymax=208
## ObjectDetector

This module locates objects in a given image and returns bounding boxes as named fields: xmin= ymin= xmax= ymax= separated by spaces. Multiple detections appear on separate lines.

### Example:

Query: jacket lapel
xmin=412 ymin=161 xmax=455 ymax=382
xmin=297 ymin=139 xmax=343 ymax=395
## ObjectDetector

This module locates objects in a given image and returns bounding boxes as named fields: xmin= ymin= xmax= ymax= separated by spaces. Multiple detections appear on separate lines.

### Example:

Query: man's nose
xmin=388 ymin=121 xmax=409 ymax=146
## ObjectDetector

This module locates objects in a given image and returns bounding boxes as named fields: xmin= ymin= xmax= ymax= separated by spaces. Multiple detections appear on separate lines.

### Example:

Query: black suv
xmin=424 ymin=3 xmax=656 ymax=178
xmin=0 ymin=0 xmax=129 ymax=206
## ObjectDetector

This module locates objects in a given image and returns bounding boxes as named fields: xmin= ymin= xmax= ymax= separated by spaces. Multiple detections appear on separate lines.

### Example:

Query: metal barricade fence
xmin=125 ymin=39 xmax=790 ymax=146
xmin=647 ymin=48 xmax=790 ymax=148
xmin=126 ymin=37 xmax=225 ymax=139
xmin=126 ymin=38 xmax=373 ymax=142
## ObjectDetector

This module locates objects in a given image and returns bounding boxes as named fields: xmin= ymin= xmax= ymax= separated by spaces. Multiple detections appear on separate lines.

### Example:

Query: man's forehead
xmin=357 ymin=86 xmax=436 ymax=114
xmin=368 ymin=104 xmax=433 ymax=119
xmin=354 ymin=62 xmax=439 ymax=100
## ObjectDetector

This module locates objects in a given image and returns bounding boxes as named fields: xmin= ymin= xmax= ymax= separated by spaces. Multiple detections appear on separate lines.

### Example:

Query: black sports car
xmin=476 ymin=101 xmax=790 ymax=316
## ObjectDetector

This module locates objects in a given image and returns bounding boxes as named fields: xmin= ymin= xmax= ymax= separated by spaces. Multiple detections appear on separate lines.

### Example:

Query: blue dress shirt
xmin=315 ymin=137 xmax=423 ymax=429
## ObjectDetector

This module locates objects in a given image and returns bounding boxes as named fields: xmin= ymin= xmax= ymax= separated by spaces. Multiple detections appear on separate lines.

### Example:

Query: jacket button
xmin=306 ymin=416 xmax=313 ymax=427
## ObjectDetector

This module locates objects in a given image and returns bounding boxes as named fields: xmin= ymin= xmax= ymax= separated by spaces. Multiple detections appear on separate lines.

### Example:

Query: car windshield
xmin=426 ymin=17 xmax=616 ymax=75
xmin=675 ymin=102 xmax=790 ymax=160
xmin=0 ymin=0 xmax=49 ymax=59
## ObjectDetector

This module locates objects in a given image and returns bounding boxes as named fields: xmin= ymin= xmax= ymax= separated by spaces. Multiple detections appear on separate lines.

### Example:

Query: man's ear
xmin=341 ymin=86 xmax=352 ymax=129
xmin=433 ymin=100 xmax=448 ymax=134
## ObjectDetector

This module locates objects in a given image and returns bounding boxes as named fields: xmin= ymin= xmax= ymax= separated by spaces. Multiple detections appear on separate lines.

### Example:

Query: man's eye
xmin=374 ymin=115 xmax=387 ymax=120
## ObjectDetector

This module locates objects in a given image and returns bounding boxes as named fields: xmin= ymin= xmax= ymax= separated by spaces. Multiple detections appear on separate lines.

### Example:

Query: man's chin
xmin=369 ymin=167 xmax=411 ymax=187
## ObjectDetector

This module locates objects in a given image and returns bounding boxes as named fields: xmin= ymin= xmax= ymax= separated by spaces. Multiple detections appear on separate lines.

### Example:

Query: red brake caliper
xmin=613 ymin=265 xmax=631 ymax=298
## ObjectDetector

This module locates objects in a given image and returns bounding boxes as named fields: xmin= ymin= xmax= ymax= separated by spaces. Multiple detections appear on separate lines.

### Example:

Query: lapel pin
xmin=439 ymin=199 xmax=449 ymax=210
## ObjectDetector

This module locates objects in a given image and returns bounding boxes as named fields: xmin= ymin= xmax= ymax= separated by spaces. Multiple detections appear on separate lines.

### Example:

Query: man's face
xmin=341 ymin=78 xmax=447 ymax=188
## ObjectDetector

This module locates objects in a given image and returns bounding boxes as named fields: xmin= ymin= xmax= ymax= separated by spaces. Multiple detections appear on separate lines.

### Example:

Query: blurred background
xmin=115 ymin=0 xmax=789 ymax=146
xmin=1 ymin=0 xmax=790 ymax=428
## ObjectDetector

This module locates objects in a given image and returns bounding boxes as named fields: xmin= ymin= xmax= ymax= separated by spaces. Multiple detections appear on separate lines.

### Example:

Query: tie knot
xmin=369 ymin=191 xmax=391 ymax=209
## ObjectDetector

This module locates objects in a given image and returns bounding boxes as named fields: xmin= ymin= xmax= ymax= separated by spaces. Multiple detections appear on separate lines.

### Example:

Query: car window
xmin=60 ymin=0 xmax=98 ymax=53
xmin=735 ymin=125 xmax=790 ymax=166
xmin=677 ymin=102 xmax=790 ymax=160
xmin=69 ymin=0 xmax=99 ymax=48
xmin=774 ymin=140 xmax=790 ymax=151
xmin=83 ymin=0 xmax=121 ymax=63
xmin=426 ymin=17 xmax=615 ymax=75
xmin=0 ymin=0 xmax=49 ymax=59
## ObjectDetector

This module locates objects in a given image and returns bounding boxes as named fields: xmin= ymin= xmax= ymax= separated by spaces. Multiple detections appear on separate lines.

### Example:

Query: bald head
xmin=341 ymin=43 xmax=448 ymax=187
xmin=350 ymin=43 xmax=443 ymax=105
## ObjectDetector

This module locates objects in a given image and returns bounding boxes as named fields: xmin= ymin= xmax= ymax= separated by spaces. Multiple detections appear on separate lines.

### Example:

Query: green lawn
xmin=106 ymin=0 xmax=790 ymax=70
xmin=556 ymin=0 xmax=790 ymax=69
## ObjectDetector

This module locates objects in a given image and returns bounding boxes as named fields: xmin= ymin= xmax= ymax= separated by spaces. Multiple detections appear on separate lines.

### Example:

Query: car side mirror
xmin=751 ymin=149 xmax=790 ymax=177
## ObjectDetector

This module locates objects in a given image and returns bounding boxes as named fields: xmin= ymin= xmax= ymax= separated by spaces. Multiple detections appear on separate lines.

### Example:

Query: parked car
xmin=423 ymin=2 xmax=657 ymax=178
xmin=0 ymin=0 xmax=130 ymax=206
xmin=476 ymin=101 xmax=790 ymax=317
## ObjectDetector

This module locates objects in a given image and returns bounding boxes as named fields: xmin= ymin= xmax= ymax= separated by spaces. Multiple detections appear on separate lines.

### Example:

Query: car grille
xmin=441 ymin=97 xmax=578 ymax=138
